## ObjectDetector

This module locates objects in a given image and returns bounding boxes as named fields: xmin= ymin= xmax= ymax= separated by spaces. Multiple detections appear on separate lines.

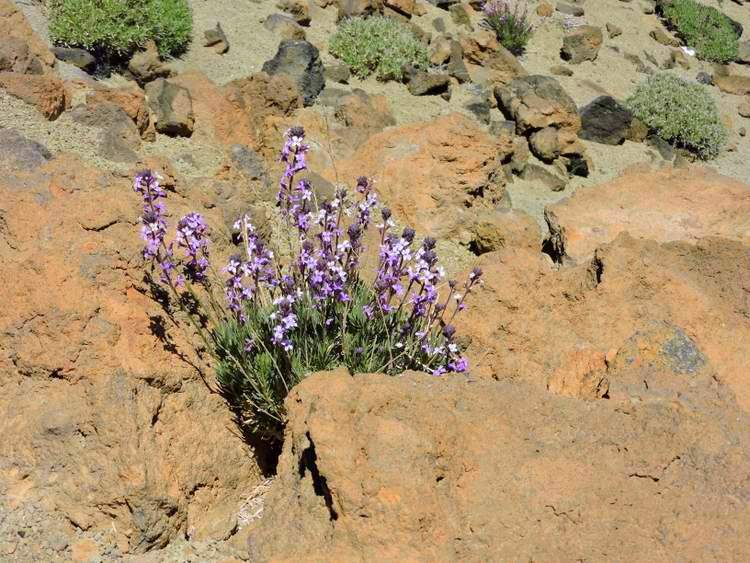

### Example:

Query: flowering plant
xmin=135 ymin=128 xmax=481 ymax=440
xmin=481 ymin=0 xmax=533 ymax=55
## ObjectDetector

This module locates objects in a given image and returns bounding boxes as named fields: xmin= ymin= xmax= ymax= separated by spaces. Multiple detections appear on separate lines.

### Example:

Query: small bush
xmin=661 ymin=0 xmax=738 ymax=63
xmin=481 ymin=0 xmax=533 ymax=55
xmin=48 ymin=0 xmax=192 ymax=60
xmin=134 ymin=128 xmax=480 ymax=440
xmin=329 ymin=16 xmax=429 ymax=81
xmin=626 ymin=73 xmax=727 ymax=160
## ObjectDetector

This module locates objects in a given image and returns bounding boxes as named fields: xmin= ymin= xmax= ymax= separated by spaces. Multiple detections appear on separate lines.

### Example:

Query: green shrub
xmin=626 ymin=73 xmax=727 ymax=160
xmin=329 ymin=16 xmax=429 ymax=81
xmin=48 ymin=0 xmax=192 ymax=60
xmin=661 ymin=0 xmax=738 ymax=63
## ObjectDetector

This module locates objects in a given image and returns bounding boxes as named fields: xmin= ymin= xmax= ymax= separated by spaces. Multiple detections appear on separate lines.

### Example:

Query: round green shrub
xmin=626 ymin=73 xmax=727 ymax=160
xmin=48 ymin=0 xmax=192 ymax=60
xmin=661 ymin=0 xmax=738 ymax=63
xmin=329 ymin=16 xmax=429 ymax=81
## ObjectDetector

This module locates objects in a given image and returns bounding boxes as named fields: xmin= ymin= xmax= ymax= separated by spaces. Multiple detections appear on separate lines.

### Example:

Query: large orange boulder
xmin=329 ymin=113 xmax=516 ymax=238
xmin=0 ymin=138 xmax=260 ymax=558
xmin=250 ymin=369 xmax=750 ymax=560
xmin=544 ymin=166 xmax=750 ymax=264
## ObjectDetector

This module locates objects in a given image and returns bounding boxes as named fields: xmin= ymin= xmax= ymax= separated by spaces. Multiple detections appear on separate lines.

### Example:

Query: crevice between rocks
xmin=298 ymin=432 xmax=338 ymax=521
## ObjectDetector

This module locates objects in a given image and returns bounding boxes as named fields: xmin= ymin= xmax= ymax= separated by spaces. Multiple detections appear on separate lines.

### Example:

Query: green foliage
xmin=214 ymin=281 xmax=448 ymax=441
xmin=661 ymin=0 xmax=738 ymax=63
xmin=626 ymin=73 xmax=727 ymax=160
xmin=329 ymin=16 xmax=429 ymax=81
xmin=48 ymin=0 xmax=192 ymax=59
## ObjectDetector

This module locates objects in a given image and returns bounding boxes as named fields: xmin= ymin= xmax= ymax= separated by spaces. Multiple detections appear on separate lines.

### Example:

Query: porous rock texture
xmin=544 ymin=165 xmax=750 ymax=264
xmin=250 ymin=368 xmax=750 ymax=560
xmin=0 ymin=137 xmax=261 ymax=559
xmin=328 ymin=112 xmax=516 ymax=239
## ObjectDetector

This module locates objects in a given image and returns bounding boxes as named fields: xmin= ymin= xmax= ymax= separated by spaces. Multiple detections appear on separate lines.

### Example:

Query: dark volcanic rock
xmin=579 ymin=96 xmax=634 ymax=145
xmin=262 ymin=40 xmax=325 ymax=106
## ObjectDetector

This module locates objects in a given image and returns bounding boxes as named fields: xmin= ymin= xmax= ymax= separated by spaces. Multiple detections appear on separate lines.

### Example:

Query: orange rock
xmin=547 ymin=348 xmax=609 ymax=399
xmin=0 ymin=0 xmax=55 ymax=71
xmin=0 ymin=71 xmax=67 ymax=119
xmin=544 ymin=165 xmax=750 ymax=264
xmin=330 ymin=113 xmax=515 ymax=237
xmin=88 ymin=84 xmax=150 ymax=136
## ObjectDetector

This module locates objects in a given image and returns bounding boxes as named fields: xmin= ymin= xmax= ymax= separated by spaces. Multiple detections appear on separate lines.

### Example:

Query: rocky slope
xmin=1 ymin=0 xmax=750 ymax=560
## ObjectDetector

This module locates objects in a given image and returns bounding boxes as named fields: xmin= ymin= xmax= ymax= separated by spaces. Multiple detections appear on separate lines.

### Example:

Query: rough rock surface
xmin=145 ymin=78 xmax=195 ymax=137
xmin=329 ymin=113 xmax=515 ymax=238
xmin=0 ymin=0 xmax=55 ymax=72
xmin=261 ymin=40 xmax=325 ymax=106
xmin=544 ymin=165 xmax=750 ymax=264
xmin=0 ymin=71 xmax=67 ymax=120
xmin=495 ymin=75 xmax=588 ymax=173
xmin=250 ymin=368 xmax=750 ymax=560
xmin=0 ymin=137 xmax=261 ymax=559
xmin=579 ymin=95 xmax=634 ymax=145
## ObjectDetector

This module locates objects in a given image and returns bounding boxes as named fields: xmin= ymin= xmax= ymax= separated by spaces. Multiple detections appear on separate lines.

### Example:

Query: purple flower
xmin=134 ymin=170 xmax=174 ymax=283
xmin=175 ymin=212 xmax=210 ymax=283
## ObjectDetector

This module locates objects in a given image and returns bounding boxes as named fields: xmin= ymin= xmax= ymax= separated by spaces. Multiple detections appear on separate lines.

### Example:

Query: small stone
xmin=739 ymin=126 xmax=747 ymax=137
xmin=264 ymin=14 xmax=307 ymax=40
xmin=579 ymin=95 xmax=634 ymax=145
xmin=145 ymin=78 xmax=195 ymax=137
xmin=430 ymin=35 xmax=453 ymax=65
xmin=325 ymin=62 xmax=351 ymax=84
xmin=128 ymin=40 xmax=171 ymax=84
xmin=738 ymin=100 xmax=750 ymax=117
xmin=465 ymin=97 xmax=491 ymax=124
xmin=557 ymin=2 xmax=584 ymax=16
xmin=550 ymin=64 xmax=574 ymax=76
xmin=432 ymin=17 xmax=446 ymax=33
xmin=277 ymin=0 xmax=311 ymax=26
xmin=407 ymin=70 xmax=451 ymax=96
xmin=714 ymin=74 xmax=750 ymax=95
xmin=261 ymin=40 xmax=325 ymax=106
xmin=670 ymin=49 xmax=691 ymax=70
xmin=51 ymin=47 xmax=96 ymax=71
xmin=385 ymin=0 xmax=416 ymax=16
xmin=537 ymin=0 xmax=554 ymax=17
xmin=521 ymin=163 xmax=567 ymax=191
xmin=624 ymin=52 xmax=649 ymax=74
xmin=737 ymin=40 xmax=750 ymax=64
xmin=447 ymin=41 xmax=471 ymax=83
xmin=606 ymin=23 xmax=622 ymax=38
xmin=529 ymin=127 xmax=561 ymax=162
xmin=642 ymin=3 xmax=654 ymax=14
xmin=561 ymin=26 xmax=603 ymax=64
xmin=450 ymin=3 xmax=473 ymax=29
xmin=696 ymin=71 xmax=713 ymax=85
xmin=203 ymin=23 xmax=229 ymax=54
xmin=650 ymin=28 xmax=679 ymax=47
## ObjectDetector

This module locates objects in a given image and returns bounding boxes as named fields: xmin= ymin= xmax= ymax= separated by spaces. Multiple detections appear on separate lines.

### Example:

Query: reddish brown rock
xmin=0 ymin=72 xmax=67 ymax=119
xmin=459 ymin=30 xmax=500 ymax=64
xmin=88 ymin=84 xmax=150 ymax=136
xmin=0 ymin=0 xmax=55 ymax=72
xmin=250 ymin=368 xmax=750 ymax=560
xmin=544 ymin=166 xmax=750 ymax=264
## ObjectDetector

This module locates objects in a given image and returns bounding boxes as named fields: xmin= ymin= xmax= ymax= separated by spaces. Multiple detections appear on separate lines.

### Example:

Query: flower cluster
xmin=133 ymin=170 xmax=210 ymax=288
xmin=135 ymin=127 xmax=484 ymax=438
xmin=481 ymin=0 xmax=533 ymax=55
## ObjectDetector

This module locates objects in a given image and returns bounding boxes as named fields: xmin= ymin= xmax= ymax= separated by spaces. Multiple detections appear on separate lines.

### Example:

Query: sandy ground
xmin=3 ymin=0 xmax=750 ymax=227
